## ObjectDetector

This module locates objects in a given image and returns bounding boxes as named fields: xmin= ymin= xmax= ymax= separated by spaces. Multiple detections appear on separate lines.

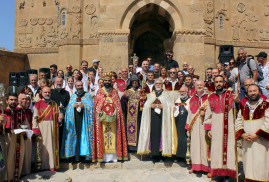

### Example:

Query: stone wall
xmin=0 ymin=50 xmax=29 ymax=90
xmin=13 ymin=0 xmax=269 ymax=78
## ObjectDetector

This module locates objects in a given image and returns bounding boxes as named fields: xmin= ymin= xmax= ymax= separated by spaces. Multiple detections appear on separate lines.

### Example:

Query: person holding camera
xmin=162 ymin=50 xmax=179 ymax=72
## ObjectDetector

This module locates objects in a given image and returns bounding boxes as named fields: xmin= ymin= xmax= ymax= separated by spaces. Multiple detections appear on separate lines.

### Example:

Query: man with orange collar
xmin=235 ymin=84 xmax=269 ymax=182
xmin=32 ymin=87 xmax=63 ymax=171
xmin=186 ymin=81 xmax=211 ymax=177
xmin=204 ymin=75 xmax=239 ymax=182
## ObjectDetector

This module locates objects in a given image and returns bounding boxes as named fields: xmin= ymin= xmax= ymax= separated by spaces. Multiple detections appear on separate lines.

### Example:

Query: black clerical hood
xmin=126 ymin=74 xmax=142 ymax=90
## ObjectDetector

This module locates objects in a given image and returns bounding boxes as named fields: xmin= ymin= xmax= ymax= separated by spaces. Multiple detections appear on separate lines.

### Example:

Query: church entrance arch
xmin=129 ymin=3 xmax=175 ymax=64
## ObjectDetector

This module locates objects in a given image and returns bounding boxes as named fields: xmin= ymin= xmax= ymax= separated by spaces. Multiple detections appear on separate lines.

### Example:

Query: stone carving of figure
xmin=244 ymin=7 xmax=259 ymax=41
xmin=89 ymin=16 xmax=99 ymax=38
xmin=70 ymin=14 xmax=81 ymax=39
xmin=36 ymin=26 xmax=47 ymax=47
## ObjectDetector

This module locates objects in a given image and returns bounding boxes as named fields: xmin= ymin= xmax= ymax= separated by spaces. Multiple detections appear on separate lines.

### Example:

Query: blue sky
xmin=0 ymin=1 xmax=15 ymax=50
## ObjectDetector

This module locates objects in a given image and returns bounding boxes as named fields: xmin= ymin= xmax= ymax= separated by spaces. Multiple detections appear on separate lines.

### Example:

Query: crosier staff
xmin=0 ymin=83 xmax=9 ymax=182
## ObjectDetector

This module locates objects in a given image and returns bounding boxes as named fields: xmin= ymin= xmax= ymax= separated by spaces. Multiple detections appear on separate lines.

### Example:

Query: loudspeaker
xmin=26 ymin=69 xmax=38 ymax=76
xmin=218 ymin=45 xmax=234 ymax=64
xmin=8 ymin=86 xmax=17 ymax=95
xmin=18 ymin=72 xmax=28 ymax=86
xmin=39 ymin=68 xmax=51 ymax=80
xmin=9 ymin=72 xmax=18 ymax=86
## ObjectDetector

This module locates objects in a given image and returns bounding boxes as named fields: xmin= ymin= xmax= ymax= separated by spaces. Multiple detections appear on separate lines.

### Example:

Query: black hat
xmin=255 ymin=52 xmax=267 ymax=58
xmin=126 ymin=74 xmax=141 ymax=90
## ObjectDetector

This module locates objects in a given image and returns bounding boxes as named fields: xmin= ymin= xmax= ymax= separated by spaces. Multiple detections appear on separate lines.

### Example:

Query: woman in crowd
xmin=178 ymin=71 xmax=185 ymax=84
xmin=65 ymin=76 xmax=76 ymax=96
xmin=159 ymin=66 xmax=169 ymax=82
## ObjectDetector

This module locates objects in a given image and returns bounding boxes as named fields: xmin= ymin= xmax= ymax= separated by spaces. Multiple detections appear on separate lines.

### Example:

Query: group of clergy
xmin=0 ymin=70 xmax=268 ymax=182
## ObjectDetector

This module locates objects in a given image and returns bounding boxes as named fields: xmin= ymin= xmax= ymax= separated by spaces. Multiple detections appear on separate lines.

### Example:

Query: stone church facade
xmin=14 ymin=0 xmax=269 ymax=77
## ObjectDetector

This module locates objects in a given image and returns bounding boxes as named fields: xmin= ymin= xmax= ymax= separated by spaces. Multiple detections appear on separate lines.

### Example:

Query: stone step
xmin=59 ymin=154 xmax=189 ymax=171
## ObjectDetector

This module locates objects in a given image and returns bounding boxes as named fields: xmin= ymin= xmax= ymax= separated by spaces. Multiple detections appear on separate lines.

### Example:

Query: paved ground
xmin=62 ymin=162 xmax=209 ymax=182
xmin=21 ymin=154 xmax=244 ymax=182
xmin=21 ymin=159 xmax=210 ymax=182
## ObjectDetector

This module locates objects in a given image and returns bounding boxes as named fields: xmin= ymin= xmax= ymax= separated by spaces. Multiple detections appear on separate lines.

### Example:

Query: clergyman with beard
xmin=172 ymin=86 xmax=191 ymax=159
xmin=32 ymin=87 xmax=64 ymax=171
xmin=51 ymin=76 xmax=70 ymax=148
xmin=138 ymin=78 xmax=173 ymax=162
xmin=123 ymin=74 xmax=143 ymax=152
xmin=61 ymin=81 xmax=94 ymax=163
xmin=0 ymin=93 xmax=32 ymax=181
xmin=204 ymin=75 xmax=239 ymax=181
xmin=235 ymin=84 xmax=269 ymax=182
xmin=92 ymin=72 xmax=128 ymax=162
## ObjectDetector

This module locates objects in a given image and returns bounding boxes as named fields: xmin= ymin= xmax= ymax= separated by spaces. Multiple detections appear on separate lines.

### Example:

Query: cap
xmin=255 ymin=52 xmax=267 ymax=58
xmin=92 ymin=59 xmax=100 ymax=64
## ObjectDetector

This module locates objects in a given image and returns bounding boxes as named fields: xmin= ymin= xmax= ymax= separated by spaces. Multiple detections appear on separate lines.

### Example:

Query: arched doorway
xmin=129 ymin=4 xmax=175 ymax=64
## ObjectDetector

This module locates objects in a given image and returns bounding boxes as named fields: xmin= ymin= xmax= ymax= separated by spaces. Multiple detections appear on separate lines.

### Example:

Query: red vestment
xmin=92 ymin=88 xmax=128 ymax=162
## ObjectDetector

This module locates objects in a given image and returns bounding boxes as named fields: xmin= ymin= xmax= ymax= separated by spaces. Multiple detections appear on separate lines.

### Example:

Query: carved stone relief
xmin=30 ymin=18 xmax=38 ymax=26
xmin=47 ymin=25 xmax=58 ymax=47
xmin=237 ymin=3 xmax=246 ymax=13
xmin=244 ymin=7 xmax=259 ymax=41
xmin=31 ymin=0 xmax=34 ymax=8
xmin=85 ymin=4 xmax=96 ymax=15
xmin=89 ymin=15 xmax=99 ymax=38
xmin=69 ymin=6 xmax=81 ymax=39
xmin=260 ymin=29 xmax=269 ymax=41
xmin=36 ymin=26 xmax=47 ymax=47
xmin=265 ymin=4 xmax=269 ymax=16
xmin=38 ymin=18 xmax=46 ymax=25
xmin=43 ymin=0 xmax=46 ymax=7
xmin=72 ymin=6 xmax=81 ymax=13
xmin=57 ymin=26 xmax=68 ymax=39
xmin=46 ymin=18 xmax=54 ymax=25
xmin=19 ymin=0 xmax=25 ymax=10
xmin=231 ymin=15 xmax=246 ymax=41
xmin=18 ymin=19 xmax=33 ymax=48
xmin=231 ymin=6 xmax=259 ymax=41
xmin=204 ymin=2 xmax=214 ymax=37
xmin=215 ymin=2 xmax=229 ymax=20
xmin=55 ymin=0 xmax=60 ymax=6
xmin=18 ymin=16 xmax=62 ymax=48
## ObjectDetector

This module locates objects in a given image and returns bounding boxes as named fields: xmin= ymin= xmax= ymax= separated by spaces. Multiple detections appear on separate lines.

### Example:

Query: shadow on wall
xmin=0 ymin=50 xmax=29 ymax=91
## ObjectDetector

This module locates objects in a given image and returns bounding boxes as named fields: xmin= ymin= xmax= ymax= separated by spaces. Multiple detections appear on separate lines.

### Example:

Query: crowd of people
xmin=0 ymin=48 xmax=268 ymax=182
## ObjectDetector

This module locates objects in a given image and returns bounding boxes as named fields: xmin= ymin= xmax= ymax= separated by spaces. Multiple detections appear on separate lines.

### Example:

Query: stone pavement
xmin=21 ymin=154 xmax=210 ymax=182
xmin=62 ymin=162 xmax=209 ymax=182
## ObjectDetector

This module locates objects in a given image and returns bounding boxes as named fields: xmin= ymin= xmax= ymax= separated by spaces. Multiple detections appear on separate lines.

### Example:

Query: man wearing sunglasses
xmin=64 ymin=65 xmax=73 ymax=79
xmin=162 ymin=50 xmax=179 ymax=72
xmin=164 ymin=68 xmax=183 ymax=102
